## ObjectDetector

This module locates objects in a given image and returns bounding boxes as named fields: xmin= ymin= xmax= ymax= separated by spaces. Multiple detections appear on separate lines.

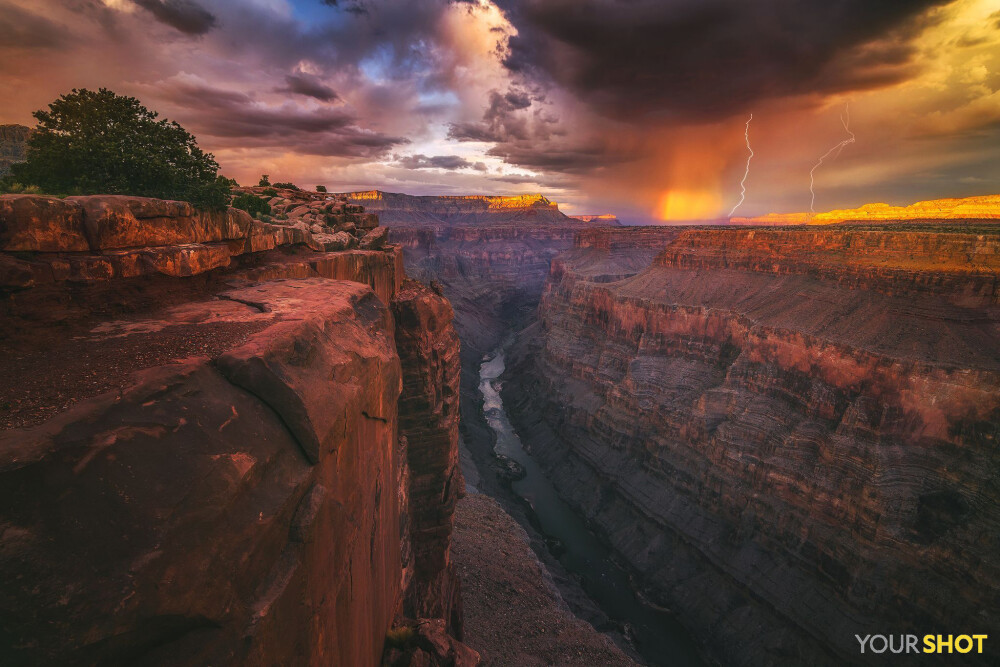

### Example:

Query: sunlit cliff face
xmin=0 ymin=0 xmax=997 ymax=221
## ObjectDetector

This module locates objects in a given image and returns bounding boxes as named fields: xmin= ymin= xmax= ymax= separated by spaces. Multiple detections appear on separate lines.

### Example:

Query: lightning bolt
xmin=728 ymin=113 xmax=754 ymax=218
xmin=809 ymin=102 xmax=856 ymax=213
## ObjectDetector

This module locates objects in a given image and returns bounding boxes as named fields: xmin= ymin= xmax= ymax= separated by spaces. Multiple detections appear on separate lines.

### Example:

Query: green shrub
xmin=315 ymin=185 xmax=327 ymax=192
xmin=273 ymin=182 xmax=300 ymax=190
xmin=11 ymin=88 xmax=231 ymax=210
xmin=261 ymin=188 xmax=278 ymax=197
xmin=232 ymin=193 xmax=272 ymax=217
xmin=0 ymin=182 xmax=45 ymax=195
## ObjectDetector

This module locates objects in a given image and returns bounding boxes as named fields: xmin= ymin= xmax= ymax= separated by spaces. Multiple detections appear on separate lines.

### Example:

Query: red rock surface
xmin=392 ymin=281 xmax=464 ymax=630
xmin=0 ymin=194 xmax=473 ymax=666
xmin=504 ymin=223 xmax=1000 ymax=664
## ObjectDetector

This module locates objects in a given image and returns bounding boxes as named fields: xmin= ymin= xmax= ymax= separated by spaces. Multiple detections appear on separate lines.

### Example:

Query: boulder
xmin=360 ymin=227 xmax=388 ymax=250
xmin=0 ymin=195 xmax=89 ymax=252
xmin=315 ymin=231 xmax=356 ymax=252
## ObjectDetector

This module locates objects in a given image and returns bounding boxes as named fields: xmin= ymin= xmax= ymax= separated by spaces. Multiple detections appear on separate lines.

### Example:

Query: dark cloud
xmin=394 ymin=154 xmax=486 ymax=170
xmin=0 ymin=5 xmax=73 ymax=50
xmin=319 ymin=0 xmax=370 ymax=16
xmin=133 ymin=0 xmax=216 ymax=35
xmin=278 ymin=74 xmax=339 ymax=102
xmin=448 ymin=88 xmax=536 ymax=142
xmin=499 ymin=0 xmax=953 ymax=120
xmin=156 ymin=80 xmax=406 ymax=157
xmin=486 ymin=140 xmax=633 ymax=174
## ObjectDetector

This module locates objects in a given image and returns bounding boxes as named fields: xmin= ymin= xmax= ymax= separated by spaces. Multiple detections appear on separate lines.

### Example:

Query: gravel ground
xmin=0 ymin=317 xmax=272 ymax=430
xmin=453 ymin=493 xmax=638 ymax=667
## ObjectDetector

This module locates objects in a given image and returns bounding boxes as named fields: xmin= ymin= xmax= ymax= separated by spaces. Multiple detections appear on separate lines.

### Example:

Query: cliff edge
xmin=0 ymin=194 xmax=475 ymax=666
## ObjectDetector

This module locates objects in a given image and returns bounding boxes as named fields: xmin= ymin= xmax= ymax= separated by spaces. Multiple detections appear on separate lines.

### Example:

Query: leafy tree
xmin=258 ymin=174 xmax=271 ymax=187
xmin=273 ymin=182 xmax=300 ymax=190
xmin=315 ymin=185 xmax=327 ymax=193
xmin=232 ymin=193 xmax=272 ymax=217
xmin=11 ymin=88 xmax=231 ymax=209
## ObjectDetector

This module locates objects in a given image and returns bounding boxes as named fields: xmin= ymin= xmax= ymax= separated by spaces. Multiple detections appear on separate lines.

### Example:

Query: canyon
xmin=2 ymin=184 xmax=998 ymax=666
xmin=502 ymin=223 xmax=1000 ymax=664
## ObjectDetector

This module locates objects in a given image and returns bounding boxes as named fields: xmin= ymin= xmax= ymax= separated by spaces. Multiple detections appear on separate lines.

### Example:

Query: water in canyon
xmin=479 ymin=344 xmax=704 ymax=667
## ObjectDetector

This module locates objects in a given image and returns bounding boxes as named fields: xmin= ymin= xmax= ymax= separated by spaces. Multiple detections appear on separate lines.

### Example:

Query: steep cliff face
xmin=0 ymin=195 xmax=472 ymax=666
xmin=392 ymin=280 xmax=464 ymax=631
xmin=386 ymin=217 xmax=613 ymax=513
xmin=505 ymin=224 xmax=1000 ymax=664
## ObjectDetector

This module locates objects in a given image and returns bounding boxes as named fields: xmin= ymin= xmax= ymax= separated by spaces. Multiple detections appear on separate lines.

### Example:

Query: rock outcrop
xmin=504 ymin=224 xmax=1000 ymax=664
xmin=0 ymin=125 xmax=30 ymax=177
xmin=0 ymin=194 xmax=474 ymax=666
xmin=393 ymin=280 xmax=464 ymax=631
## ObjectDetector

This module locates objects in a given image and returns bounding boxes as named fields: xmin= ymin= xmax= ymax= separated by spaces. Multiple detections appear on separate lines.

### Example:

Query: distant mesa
xmin=570 ymin=214 xmax=621 ymax=225
xmin=730 ymin=193 xmax=1000 ymax=226
xmin=0 ymin=124 xmax=31 ymax=178
xmin=336 ymin=190 xmax=619 ymax=227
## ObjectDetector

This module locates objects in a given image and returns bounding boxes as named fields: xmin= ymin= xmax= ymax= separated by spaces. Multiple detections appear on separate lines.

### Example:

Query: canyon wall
xmin=0 ymin=195 xmax=472 ymax=666
xmin=504 ymin=224 xmax=1000 ymax=664
xmin=384 ymin=213 xmax=613 ymax=493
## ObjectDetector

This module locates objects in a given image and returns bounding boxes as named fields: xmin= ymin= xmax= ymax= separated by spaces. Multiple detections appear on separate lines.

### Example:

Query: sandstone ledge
xmin=0 ymin=193 xmax=473 ymax=666
xmin=0 ymin=280 xmax=403 ymax=665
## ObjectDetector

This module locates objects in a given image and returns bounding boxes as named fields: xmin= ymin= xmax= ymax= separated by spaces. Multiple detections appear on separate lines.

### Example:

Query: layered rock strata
xmin=0 ymin=195 xmax=472 ymax=666
xmin=504 ymin=224 xmax=1000 ymax=665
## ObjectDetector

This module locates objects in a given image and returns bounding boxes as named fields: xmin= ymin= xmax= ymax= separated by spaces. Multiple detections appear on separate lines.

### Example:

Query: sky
xmin=1 ymin=0 xmax=999 ymax=222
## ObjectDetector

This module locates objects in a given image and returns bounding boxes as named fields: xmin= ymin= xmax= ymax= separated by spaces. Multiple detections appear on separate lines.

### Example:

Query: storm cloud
xmin=132 ymin=0 xmax=217 ymax=35
xmin=154 ymin=79 xmax=406 ymax=157
xmin=394 ymin=154 xmax=488 ymax=170
xmin=499 ymin=0 xmax=953 ymax=120
xmin=278 ymin=74 xmax=339 ymax=102
xmin=1 ymin=0 xmax=996 ymax=219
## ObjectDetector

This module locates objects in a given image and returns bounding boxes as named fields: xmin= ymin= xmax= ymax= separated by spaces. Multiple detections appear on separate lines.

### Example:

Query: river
xmin=479 ymin=345 xmax=704 ymax=667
